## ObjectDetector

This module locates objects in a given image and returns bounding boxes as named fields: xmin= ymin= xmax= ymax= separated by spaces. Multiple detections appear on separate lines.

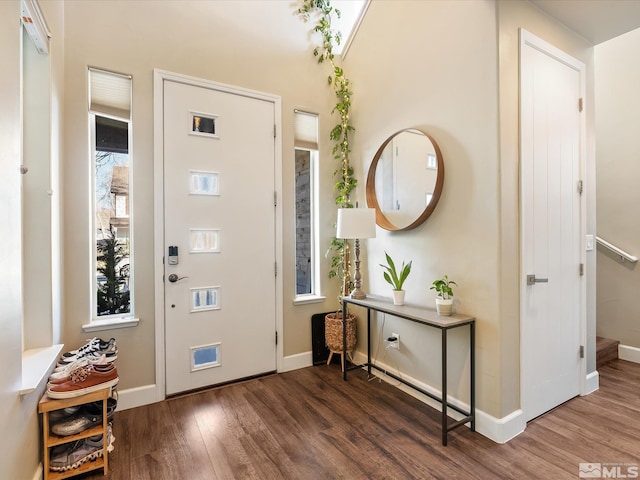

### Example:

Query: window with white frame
xmin=294 ymin=110 xmax=320 ymax=299
xmin=89 ymin=68 xmax=133 ymax=320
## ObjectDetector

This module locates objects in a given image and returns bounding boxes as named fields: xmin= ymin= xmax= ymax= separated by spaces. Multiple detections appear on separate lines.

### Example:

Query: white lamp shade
xmin=336 ymin=208 xmax=376 ymax=239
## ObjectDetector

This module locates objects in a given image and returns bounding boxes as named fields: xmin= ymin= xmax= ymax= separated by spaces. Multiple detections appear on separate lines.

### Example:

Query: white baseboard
xmin=619 ymin=344 xmax=640 ymax=364
xmin=351 ymin=352 xmax=525 ymax=444
xmin=116 ymin=384 xmax=160 ymax=411
xmin=32 ymin=463 xmax=43 ymax=480
xmin=281 ymin=351 xmax=313 ymax=372
xmin=583 ymin=370 xmax=599 ymax=395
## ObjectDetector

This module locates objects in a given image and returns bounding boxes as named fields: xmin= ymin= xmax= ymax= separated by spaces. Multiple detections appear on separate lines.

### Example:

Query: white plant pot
xmin=392 ymin=290 xmax=405 ymax=306
xmin=436 ymin=297 xmax=453 ymax=316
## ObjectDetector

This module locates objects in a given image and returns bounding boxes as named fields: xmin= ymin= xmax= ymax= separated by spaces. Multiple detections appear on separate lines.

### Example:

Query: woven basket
xmin=325 ymin=312 xmax=356 ymax=353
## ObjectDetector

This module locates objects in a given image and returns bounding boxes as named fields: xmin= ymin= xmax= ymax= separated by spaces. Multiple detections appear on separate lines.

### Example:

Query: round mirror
xmin=366 ymin=128 xmax=444 ymax=231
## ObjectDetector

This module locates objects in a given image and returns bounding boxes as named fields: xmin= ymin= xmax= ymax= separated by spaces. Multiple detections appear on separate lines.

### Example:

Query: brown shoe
xmin=47 ymin=365 xmax=119 ymax=399
xmin=48 ymin=363 xmax=115 ymax=387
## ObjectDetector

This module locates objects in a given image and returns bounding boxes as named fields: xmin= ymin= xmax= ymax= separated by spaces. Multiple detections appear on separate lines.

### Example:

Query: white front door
xmin=520 ymin=31 xmax=585 ymax=422
xmin=162 ymin=78 xmax=278 ymax=395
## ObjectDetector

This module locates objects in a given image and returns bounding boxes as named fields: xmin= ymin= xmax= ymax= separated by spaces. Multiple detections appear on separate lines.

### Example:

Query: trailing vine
xmin=297 ymin=0 xmax=357 ymax=300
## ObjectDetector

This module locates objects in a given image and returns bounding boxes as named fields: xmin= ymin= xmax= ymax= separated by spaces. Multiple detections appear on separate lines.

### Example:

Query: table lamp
xmin=336 ymin=207 xmax=376 ymax=299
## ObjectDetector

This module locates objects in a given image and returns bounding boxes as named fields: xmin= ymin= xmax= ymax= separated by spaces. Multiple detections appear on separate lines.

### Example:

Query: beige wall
xmin=346 ymin=0 xmax=503 ymax=417
xmin=595 ymin=28 xmax=640 ymax=348
xmin=344 ymin=0 xmax=598 ymax=420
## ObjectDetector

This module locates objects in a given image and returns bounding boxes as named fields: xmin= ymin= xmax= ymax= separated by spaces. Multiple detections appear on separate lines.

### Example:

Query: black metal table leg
xmin=367 ymin=309 xmax=371 ymax=376
xmin=442 ymin=328 xmax=448 ymax=446
xmin=470 ymin=322 xmax=476 ymax=431
xmin=342 ymin=301 xmax=347 ymax=381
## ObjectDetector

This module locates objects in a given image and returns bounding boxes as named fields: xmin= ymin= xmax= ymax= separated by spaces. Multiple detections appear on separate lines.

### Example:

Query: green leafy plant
xmin=380 ymin=252 xmax=412 ymax=291
xmin=430 ymin=275 xmax=457 ymax=300
xmin=297 ymin=0 xmax=357 ymax=300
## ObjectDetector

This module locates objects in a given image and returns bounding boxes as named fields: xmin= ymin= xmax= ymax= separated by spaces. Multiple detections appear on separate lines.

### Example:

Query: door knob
xmin=527 ymin=274 xmax=548 ymax=285
xmin=168 ymin=274 xmax=188 ymax=283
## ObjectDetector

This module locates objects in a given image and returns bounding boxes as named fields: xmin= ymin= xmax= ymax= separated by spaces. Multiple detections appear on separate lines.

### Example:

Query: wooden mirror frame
xmin=365 ymin=128 xmax=444 ymax=231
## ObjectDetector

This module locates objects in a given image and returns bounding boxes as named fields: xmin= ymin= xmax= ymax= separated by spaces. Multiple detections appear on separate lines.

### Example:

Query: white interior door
xmin=520 ymin=31 xmax=585 ymax=422
xmin=163 ymin=79 xmax=277 ymax=395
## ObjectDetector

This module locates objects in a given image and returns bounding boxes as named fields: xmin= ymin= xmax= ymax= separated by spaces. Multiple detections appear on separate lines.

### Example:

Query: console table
xmin=341 ymin=295 xmax=475 ymax=446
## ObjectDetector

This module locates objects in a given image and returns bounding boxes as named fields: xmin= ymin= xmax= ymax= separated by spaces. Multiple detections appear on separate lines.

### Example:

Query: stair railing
xmin=596 ymin=236 xmax=638 ymax=263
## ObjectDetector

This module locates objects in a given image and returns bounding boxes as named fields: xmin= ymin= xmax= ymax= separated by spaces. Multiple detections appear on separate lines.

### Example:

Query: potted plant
xmin=430 ymin=275 xmax=457 ymax=316
xmin=380 ymin=252 xmax=412 ymax=305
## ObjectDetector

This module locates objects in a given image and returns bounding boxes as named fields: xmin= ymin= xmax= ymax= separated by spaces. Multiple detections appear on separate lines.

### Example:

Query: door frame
xmin=518 ymin=29 xmax=588 ymax=420
xmin=153 ymin=69 xmax=283 ymax=401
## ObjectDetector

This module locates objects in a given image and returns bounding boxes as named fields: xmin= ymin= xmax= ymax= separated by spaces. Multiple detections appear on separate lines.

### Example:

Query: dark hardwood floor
xmin=82 ymin=359 xmax=640 ymax=479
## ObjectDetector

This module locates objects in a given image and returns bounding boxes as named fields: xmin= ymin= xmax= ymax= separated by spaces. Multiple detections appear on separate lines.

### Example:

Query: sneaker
xmin=61 ymin=338 xmax=116 ymax=359
xmin=50 ymin=398 xmax=116 ymax=436
xmin=56 ymin=342 xmax=117 ymax=367
xmin=47 ymin=365 xmax=119 ymax=400
xmin=51 ymin=409 xmax=103 ymax=437
xmin=49 ymin=362 xmax=116 ymax=387
xmin=48 ymin=406 xmax=81 ymax=423
xmin=49 ymin=424 xmax=114 ymax=472
xmin=50 ymin=354 xmax=109 ymax=381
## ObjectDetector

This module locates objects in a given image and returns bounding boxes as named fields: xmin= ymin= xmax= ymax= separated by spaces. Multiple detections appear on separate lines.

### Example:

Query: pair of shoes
xmin=49 ymin=424 xmax=115 ymax=472
xmin=49 ymin=354 xmax=111 ymax=382
xmin=50 ymin=398 xmax=117 ymax=437
xmin=57 ymin=339 xmax=117 ymax=367
xmin=49 ymin=362 xmax=115 ymax=387
xmin=61 ymin=338 xmax=116 ymax=359
xmin=47 ymin=364 xmax=119 ymax=400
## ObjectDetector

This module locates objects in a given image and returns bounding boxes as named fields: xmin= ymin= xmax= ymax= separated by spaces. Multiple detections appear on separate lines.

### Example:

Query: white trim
xmin=293 ymin=294 xmax=326 ymax=306
xmin=114 ymin=383 xmax=159 ymax=411
xmin=281 ymin=351 xmax=313 ymax=372
xmin=583 ymin=370 xmax=599 ymax=395
xmin=352 ymin=352 xmax=525 ymax=444
xmin=82 ymin=317 xmax=139 ymax=333
xmin=20 ymin=344 xmax=63 ymax=395
xmin=339 ymin=0 xmax=370 ymax=60
xmin=153 ymin=69 xmax=284 ymax=403
xmin=519 ymin=28 xmax=588 ymax=423
xmin=31 ymin=463 xmax=43 ymax=480
xmin=619 ymin=344 xmax=640 ymax=364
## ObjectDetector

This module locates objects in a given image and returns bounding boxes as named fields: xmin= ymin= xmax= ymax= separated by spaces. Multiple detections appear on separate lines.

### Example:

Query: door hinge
xmin=275 ymin=331 xmax=278 ymax=345
xmin=577 ymin=180 xmax=583 ymax=195
xmin=275 ymin=261 xmax=278 ymax=278
xmin=274 ymin=191 xmax=277 ymax=207
xmin=274 ymin=124 xmax=277 ymax=138
xmin=579 ymin=263 xmax=584 ymax=276
xmin=580 ymin=345 xmax=585 ymax=358
xmin=578 ymin=98 xmax=583 ymax=112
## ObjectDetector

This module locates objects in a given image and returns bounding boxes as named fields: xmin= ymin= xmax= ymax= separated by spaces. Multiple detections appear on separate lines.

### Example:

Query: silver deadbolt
xmin=527 ymin=274 xmax=548 ymax=285
xmin=168 ymin=274 xmax=188 ymax=283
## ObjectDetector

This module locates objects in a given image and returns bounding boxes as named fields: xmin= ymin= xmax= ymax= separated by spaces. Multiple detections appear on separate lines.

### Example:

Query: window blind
xmin=89 ymin=68 xmax=132 ymax=120
xmin=294 ymin=110 xmax=318 ymax=150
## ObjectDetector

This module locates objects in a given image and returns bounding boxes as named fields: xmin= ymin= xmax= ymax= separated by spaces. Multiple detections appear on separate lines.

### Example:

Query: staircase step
xmin=596 ymin=336 xmax=620 ymax=369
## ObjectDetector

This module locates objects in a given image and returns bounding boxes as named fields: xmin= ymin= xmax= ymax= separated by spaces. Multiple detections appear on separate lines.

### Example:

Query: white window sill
xmin=21 ymin=344 xmax=64 ymax=396
xmin=293 ymin=295 xmax=326 ymax=306
xmin=82 ymin=317 xmax=140 ymax=333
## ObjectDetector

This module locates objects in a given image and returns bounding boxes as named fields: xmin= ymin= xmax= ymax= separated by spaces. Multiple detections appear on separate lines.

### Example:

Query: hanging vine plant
xmin=297 ymin=0 xmax=357 ymax=300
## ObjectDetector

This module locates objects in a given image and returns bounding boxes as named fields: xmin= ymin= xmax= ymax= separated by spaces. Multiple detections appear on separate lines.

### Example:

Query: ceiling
xmin=530 ymin=0 xmax=640 ymax=45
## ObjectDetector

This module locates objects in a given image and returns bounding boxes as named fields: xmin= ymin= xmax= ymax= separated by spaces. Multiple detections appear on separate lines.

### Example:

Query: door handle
xmin=527 ymin=274 xmax=548 ymax=285
xmin=168 ymin=274 xmax=189 ymax=283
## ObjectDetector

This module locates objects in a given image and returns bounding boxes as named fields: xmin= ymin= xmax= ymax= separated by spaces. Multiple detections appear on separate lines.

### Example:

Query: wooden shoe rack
xmin=39 ymin=387 xmax=110 ymax=479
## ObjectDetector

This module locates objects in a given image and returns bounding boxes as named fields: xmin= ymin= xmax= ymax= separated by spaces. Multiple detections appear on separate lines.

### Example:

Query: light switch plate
xmin=586 ymin=234 xmax=594 ymax=251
